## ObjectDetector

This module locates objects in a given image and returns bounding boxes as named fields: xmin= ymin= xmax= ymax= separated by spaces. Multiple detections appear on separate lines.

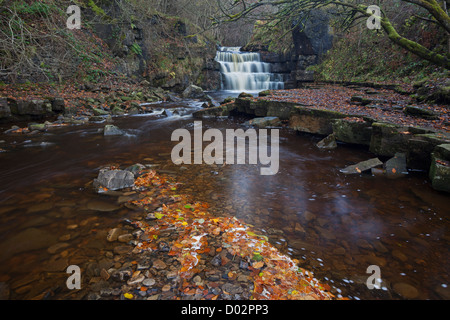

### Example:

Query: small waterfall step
xmin=215 ymin=46 xmax=285 ymax=92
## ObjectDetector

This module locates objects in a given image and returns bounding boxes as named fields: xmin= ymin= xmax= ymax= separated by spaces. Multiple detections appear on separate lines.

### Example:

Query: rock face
xmin=94 ymin=168 xmax=135 ymax=191
xmin=429 ymin=144 xmax=450 ymax=193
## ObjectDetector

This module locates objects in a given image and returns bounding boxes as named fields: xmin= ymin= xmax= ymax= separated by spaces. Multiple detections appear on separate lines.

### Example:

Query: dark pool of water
xmin=0 ymin=91 xmax=449 ymax=300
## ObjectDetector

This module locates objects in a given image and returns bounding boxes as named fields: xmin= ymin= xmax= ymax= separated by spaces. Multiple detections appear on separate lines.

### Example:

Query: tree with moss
xmin=215 ymin=0 xmax=450 ymax=69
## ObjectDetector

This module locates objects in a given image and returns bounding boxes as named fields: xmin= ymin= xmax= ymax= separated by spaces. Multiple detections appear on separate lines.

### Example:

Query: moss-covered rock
xmin=332 ymin=118 xmax=372 ymax=146
xmin=289 ymin=106 xmax=349 ymax=135
xmin=192 ymin=104 xmax=237 ymax=118
xmin=429 ymin=144 xmax=450 ymax=193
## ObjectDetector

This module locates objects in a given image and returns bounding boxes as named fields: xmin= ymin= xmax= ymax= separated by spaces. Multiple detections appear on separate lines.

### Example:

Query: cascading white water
xmin=215 ymin=47 xmax=284 ymax=91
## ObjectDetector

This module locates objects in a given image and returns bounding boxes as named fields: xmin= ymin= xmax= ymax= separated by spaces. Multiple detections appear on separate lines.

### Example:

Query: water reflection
xmin=0 ymin=94 xmax=449 ymax=300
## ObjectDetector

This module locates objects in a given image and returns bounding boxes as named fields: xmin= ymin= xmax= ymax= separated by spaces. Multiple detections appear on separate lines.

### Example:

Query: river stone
xmin=393 ymin=282 xmax=419 ymax=299
xmin=142 ymin=278 xmax=156 ymax=287
xmin=104 ymin=124 xmax=125 ymax=136
xmin=26 ymin=202 xmax=54 ymax=214
xmin=114 ymin=246 xmax=132 ymax=255
xmin=87 ymin=200 xmax=120 ymax=212
xmin=152 ymin=259 xmax=167 ymax=270
xmin=0 ymin=228 xmax=58 ymax=262
xmin=316 ymin=133 xmax=337 ymax=149
xmin=107 ymin=228 xmax=122 ymax=242
xmin=429 ymin=144 xmax=450 ymax=193
xmin=94 ymin=169 xmax=135 ymax=191
xmin=340 ymin=158 xmax=383 ymax=174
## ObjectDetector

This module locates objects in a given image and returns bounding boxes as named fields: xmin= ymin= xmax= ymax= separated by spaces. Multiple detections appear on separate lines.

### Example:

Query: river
xmin=0 ymin=90 xmax=448 ymax=300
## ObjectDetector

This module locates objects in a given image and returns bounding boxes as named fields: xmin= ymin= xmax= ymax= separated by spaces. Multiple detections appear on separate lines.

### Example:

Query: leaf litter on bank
xmin=126 ymin=167 xmax=338 ymax=300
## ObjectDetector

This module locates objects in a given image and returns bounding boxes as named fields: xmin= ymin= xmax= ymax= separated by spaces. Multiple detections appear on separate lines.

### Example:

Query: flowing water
xmin=216 ymin=47 xmax=285 ymax=91
xmin=0 ymin=93 xmax=449 ymax=300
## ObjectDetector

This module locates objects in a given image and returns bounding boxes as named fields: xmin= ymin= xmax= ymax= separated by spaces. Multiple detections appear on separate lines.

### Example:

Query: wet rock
xmin=104 ymin=124 xmax=125 ymax=136
xmin=192 ymin=104 xmax=237 ymax=118
xmin=114 ymin=246 xmax=132 ymax=255
xmin=356 ymin=239 xmax=372 ymax=250
xmin=316 ymin=134 xmax=337 ymax=150
xmin=289 ymin=105 xmax=347 ymax=135
xmin=152 ymin=259 xmax=167 ymax=270
xmin=385 ymin=152 xmax=408 ymax=178
xmin=125 ymin=163 xmax=146 ymax=177
xmin=118 ymin=234 xmax=133 ymax=243
xmin=429 ymin=144 xmax=450 ymax=193
xmin=294 ymin=222 xmax=306 ymax=234
xmin=142 ymin=278 xmax=156 ymax=287
xmin=182 ymin=85 xmax=207 ymax=99
xmin=332 ymin=247 xmax=346 ymax=255
xmin=87 ymin=200 xmax=120 ymax=212
xmin=0 ymin=282 xmax=10 ymax=300
xmin=127 ymin=273 xmax=145 ymax=285
xmin=107 ymin=228 xmax=122 ymax=242
xmin=372 ymin=241 xmax=389 ymax=253
xmin=392 ymin=249 xmax=408 ymax=262
xmin=94 ymin=168 xmax=135 ymax=191
xmin=393 ymin=282 xmax=419 ymax=299
xmin=340 ymin=158 xmax=383 ymax=174
xmin=303 ymin=210 xmax=316 ymax=222
xmin=434 ymin=284 xmax=450 ymax=299
xmin=244 ymin=117 xmax=281 ymax=128
xmin=0 ymin=227 xmax=58 ymax=262
xmin=47 ymin=242 xmax=69 ymax=254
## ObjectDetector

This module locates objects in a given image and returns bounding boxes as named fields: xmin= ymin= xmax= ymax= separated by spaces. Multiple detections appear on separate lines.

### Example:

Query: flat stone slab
xmin=385 ymin=152 xmax=408 ymax=177
xmin=340 ymin=158 xmax=383 ymax=174
xmin=244 ymin=117 xmax=281 ymax=128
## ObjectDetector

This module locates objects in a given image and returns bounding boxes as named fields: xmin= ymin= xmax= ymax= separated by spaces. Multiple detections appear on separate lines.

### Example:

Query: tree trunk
xmin=380 ymin=17 xmax=450 ymax=69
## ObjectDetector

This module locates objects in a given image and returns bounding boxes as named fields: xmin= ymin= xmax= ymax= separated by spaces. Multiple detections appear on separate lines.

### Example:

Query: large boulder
xmin=332 ymin=118 xmax=372 ymax=146
xmin=93 ymin=168 xmax=135 ymax=191
xmin=182 ymin=84 xmax=207 ymax=100
xmin=429 ymin=144 xmax=450 ymax=193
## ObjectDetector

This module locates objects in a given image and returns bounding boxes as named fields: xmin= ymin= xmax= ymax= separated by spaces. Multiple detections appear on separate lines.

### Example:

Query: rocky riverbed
xmin=79 ymin=165 xmax=337 ymax=300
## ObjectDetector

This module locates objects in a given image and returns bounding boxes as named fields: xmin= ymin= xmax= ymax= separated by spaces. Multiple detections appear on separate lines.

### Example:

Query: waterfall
xmin=215 ymin=46 xmax=285 ymax=92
